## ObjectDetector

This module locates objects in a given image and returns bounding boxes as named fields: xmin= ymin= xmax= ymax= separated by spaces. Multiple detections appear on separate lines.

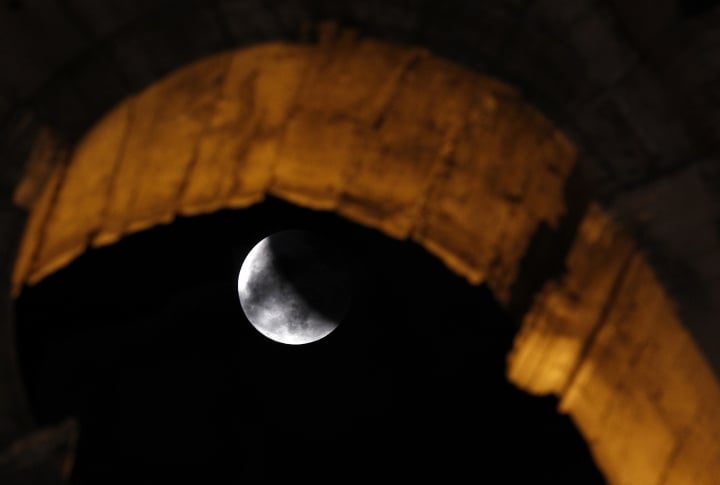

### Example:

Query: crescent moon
xmin=237 ymin=230 xmax=350 ymax=345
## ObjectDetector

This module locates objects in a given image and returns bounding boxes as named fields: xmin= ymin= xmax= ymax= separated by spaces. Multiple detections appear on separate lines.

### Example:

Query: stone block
xmin=560 ymin=254 xmax=687 ymax=485
xmin=508 ymin=204 xmax=636 ymax=395
xmin=180 ymin=44 xmax=309 ymax=214
xmin=94 ymin=53 xmax=232 ymax=245
xmin=27 ymin=105 xmax=127 ymax=283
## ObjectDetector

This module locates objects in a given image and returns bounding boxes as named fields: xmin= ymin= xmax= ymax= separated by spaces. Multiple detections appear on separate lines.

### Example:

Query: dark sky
xmin=15 ymin=197 xmax=606 ymax=484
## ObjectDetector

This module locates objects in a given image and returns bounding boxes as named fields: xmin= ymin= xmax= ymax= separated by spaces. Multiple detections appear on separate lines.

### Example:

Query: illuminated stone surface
xmin=509 ymin=205 xmax=720 ymax=484
xmin=8 ymin=38 xmax=720 ymax=484
xmin=14 ymin=40 xmax=575 ymax=296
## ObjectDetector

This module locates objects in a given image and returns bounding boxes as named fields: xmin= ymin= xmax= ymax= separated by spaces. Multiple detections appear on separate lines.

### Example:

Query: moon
xmin=237 ymin=230 xmax=351 ymax=345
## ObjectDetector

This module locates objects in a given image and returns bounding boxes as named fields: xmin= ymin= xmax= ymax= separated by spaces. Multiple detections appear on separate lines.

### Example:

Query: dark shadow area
xmin=678 ymin=0 xmax=720 ymax=16
xmin=264 ymin=229 xmax=352 ymax=324
xmin=507 ymin=163 xmax=592 ymax=321
xmin=14 ymin=197 xmax=605 ymax=484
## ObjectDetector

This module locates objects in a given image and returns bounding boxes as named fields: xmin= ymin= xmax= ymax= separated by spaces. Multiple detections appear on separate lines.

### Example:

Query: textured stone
xmin=558 ymin=252 xmax=720 ymax=485
xmin=508 ymin=204 xmax=636 ymax=395
xmin=12 ymin=163 xmax=64 ymax=292
xmin=94 ymin=54 xmax=232 ymax=245
xmin=0 ymin=3 xmax=719 ymax=484
xmin=291 ymin=35 xmax=424 ymax=125
xmin=609 ymin=165 xmax=720 ymax=370
xmin=11 ymin=130 xmax=64 ymax=211
xmin=22 ymin=105 xmax=129 ymax=283
xmin=16 ymin=41 xmax=577 ymax=301
xmin=662 ymin=412 xmax=720 ymax=484
xmin=180 ymin=45 xmax=308 ymax=215
xmin=413 ymin=98 xmax=575 ymax=296
xmin=10 ymin=129 xmax=67 ymax=291
xmin=273 ymin=112 xmax=361 ymax=210
xmin=335 ymin=53 xmax=479 ymax=237
xmin=509 ymin=200 xmax=720 ymax=484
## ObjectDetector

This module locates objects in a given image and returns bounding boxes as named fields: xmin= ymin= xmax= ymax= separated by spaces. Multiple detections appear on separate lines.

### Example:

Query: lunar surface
xmin=237 ymin=230 xmax=351 ymax=345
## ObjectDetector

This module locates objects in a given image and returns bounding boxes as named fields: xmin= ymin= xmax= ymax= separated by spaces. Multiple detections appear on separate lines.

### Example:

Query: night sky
xmin=15 ymin=197 xmax=605 ymax=484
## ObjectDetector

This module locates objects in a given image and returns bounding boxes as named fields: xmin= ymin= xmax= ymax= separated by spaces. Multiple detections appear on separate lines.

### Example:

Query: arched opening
xmin=15 ymin=197 xmax=606 ymax=483
xmin=10 ymin=38 xmax=720 ymax=484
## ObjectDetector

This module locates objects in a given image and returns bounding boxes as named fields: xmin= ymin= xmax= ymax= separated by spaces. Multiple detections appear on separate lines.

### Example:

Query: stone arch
xmin=10 ymin=37 xmax=720 ymax=484
xmin=2 ymin=1 xmax=719 ymax=387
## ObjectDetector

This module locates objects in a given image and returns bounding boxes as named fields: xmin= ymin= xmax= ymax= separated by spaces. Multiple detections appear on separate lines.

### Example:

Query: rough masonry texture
xmin=10 ymin=39 xmax=720 ymax=485
xmin=0 ymin=1 xmax=719 ymax=484
xmin=0 ymin=0 xmax=718 ymax=364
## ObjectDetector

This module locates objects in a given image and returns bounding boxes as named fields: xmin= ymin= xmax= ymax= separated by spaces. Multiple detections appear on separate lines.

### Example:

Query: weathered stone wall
xmin=11 ymin=40 xmax=720 ymax=484
xmin=509 ymin=205 xmax=720 ymax=484
xmin=1 ymin=1 xmax=719 ymax=483
xmin=13 ymin=39 xmax=575 ymax=303
xmin=1 ymin=0 xmax=718 ymax=370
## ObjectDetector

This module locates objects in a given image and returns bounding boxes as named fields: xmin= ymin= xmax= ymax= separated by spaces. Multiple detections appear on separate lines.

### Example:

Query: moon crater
xmin=238 ymin=230 xmax=351 ymax=345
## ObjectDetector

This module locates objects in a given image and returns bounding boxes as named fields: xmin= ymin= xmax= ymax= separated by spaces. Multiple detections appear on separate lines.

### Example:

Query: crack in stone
xmin=559 ymin=248 xmax=640 ymax=398
xmin=173 ymin=54 xmax=235 ymax=214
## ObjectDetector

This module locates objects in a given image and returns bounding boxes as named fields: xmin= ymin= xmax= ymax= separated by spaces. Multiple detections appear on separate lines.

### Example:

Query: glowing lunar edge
xmin=237 ymin=232 xmax=347 ymax=345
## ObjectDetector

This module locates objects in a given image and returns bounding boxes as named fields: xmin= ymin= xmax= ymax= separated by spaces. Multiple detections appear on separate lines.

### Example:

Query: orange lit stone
xmin=12 ymin=38 xmax=720 ymax=485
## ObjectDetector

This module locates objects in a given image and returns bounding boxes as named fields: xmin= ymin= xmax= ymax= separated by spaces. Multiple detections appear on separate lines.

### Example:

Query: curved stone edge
xmin=7 ymin=40 xmax=720 ymax=484
xmin=12 ymin=40 xmax=573 ymax=305
xmin=508 ymin=204 xmax=720 ymax=484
